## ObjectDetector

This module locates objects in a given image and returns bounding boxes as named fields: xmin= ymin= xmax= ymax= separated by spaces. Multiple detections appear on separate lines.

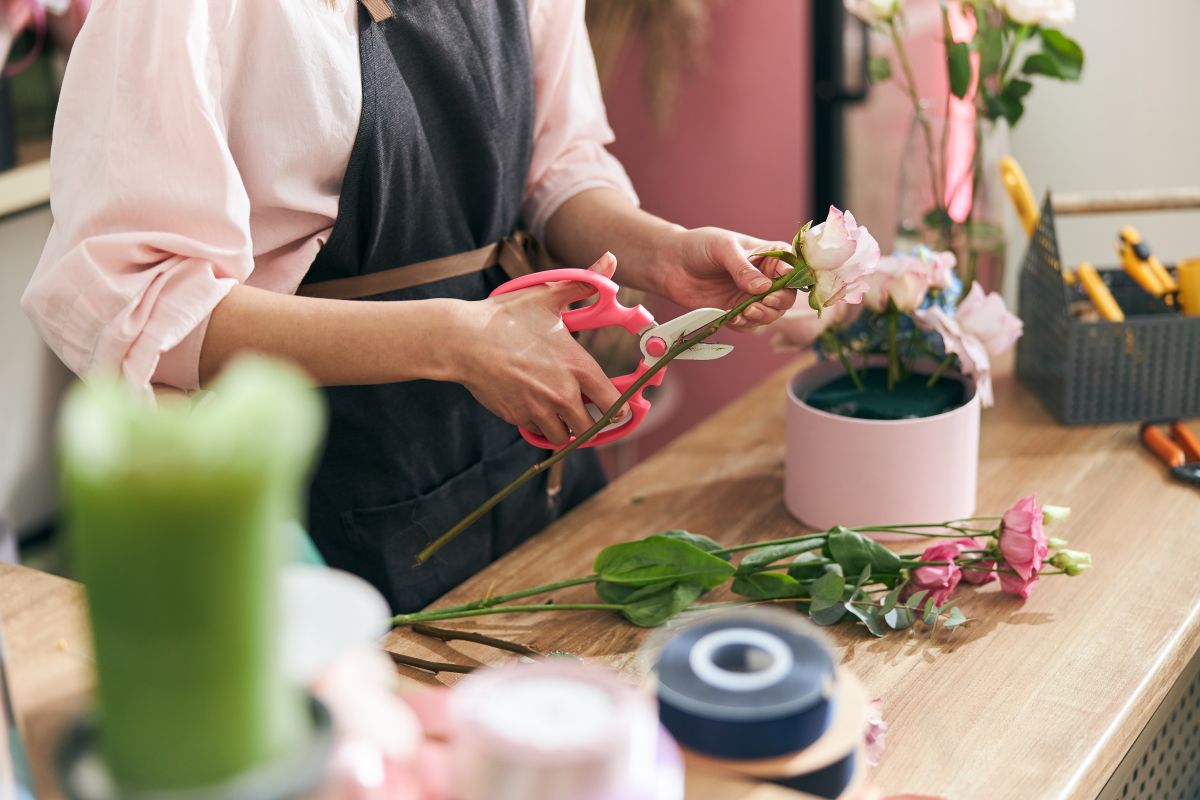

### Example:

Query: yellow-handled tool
xmin=1118 ymin=225 xmax=1178 ymax=302
xmin=1074 ymin=262 xmax=1125 ymax=322
xmin=1000 ymin=156 xmax=1041 ymax=237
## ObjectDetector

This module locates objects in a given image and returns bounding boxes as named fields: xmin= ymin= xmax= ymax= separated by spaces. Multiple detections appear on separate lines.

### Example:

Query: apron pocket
xmin=341 ymin=460 xmax=494 ymax=613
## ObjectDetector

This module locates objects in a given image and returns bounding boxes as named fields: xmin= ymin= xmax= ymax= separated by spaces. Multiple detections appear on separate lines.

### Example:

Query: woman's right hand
xmin=445 ymin=252 xmax=626 ymax=446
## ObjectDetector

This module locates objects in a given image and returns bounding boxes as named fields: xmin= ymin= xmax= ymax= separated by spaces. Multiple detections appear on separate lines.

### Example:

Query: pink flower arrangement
xmin=907 ymin=540 xmax=966 ymax=606
xmin=864 ymin=254 xmax=935 ymax=313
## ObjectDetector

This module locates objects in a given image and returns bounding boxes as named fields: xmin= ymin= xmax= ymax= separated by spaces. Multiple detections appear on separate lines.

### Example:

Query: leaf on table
xmin=657 ymin=530 xmax=730 ymax=561
xmin=738 ymin=539 xmax=825 ymax=574
xmin=881 ymin=583 xmax=905 ymax=615
xmin=731 ymin=572 xmax=805 ymax=600
xmin=594 ymin=535 xmax=735 ymax=590
xmin=809 ymin=571 xmax=845 ymax=603
xmin=618 ymin=582 xmax=705 ymax=627
xmin=788 ymin=551 xmax=829 ymax=582
xmin=809 ymin=598 xmax=847 ymax=626
xmin=905 ymin=589 xmax=929 ymax=611
xmin=827 ymin=527 xmax=902 ymax=577
xmin=884 ymin=605 xmax=915 ymax=631
xmin=845 ymin=602 xmax=887 ymax=637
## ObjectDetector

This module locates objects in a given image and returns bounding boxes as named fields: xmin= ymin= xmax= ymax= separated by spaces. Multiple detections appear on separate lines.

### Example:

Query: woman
xmin=23 ymin=0 xmax=796 ymax=611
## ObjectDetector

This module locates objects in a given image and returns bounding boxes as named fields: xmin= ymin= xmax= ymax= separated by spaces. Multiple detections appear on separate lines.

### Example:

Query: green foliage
xmin=809 ymin=598 xmax=847 ymax=626
xmin=809 ymin=571 xmax=845 ymax=603
xmin=868 ymin=56 xmax=893 ymax=83
xmin=657 ymin=530 xmax=730 ymax=561
xmin=593 ymin=535 xmax=735 ymax=589
xmin=845 ymin=602 xmax=887 ymax=637
xmin=974 ymin=27 xmax=1004 ymax=77
xmin=617 ymin=582 xmax=705 ymax=627
xmin=826 ymin=527 xmax=902 ymax=577
xmin=1023 ymin=28 xmax=1084 ymax=81
xmin=731 ymin=572 xmax=806 ymax=600
xmin=947 ymin=42 xmax=973 ymax=99
xmin=788 ymin=551 xmax=829 ymax=582
xmin=737 ymin=539 xmax=825 ymax=574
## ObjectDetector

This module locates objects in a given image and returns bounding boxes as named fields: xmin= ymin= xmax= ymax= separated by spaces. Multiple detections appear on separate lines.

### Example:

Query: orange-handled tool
xmin=1118 ymin=225 xmax=1178 ymax=301
xmin=1000 ymin=156 xmax=1041 ymax=237
xmin=1140 ymin=421 xmax=1200 ymax=487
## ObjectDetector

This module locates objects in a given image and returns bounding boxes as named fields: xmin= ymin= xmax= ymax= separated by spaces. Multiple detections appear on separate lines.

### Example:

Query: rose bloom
xmin=953 ymin=536 xmax=995 ymax=586
xmin=845 ymin=0 xmax=902 ymax=24
xmin=907 ymin=541 xmax=964 ymax=606
xmin=926 ymin=249 xmax=957 ymax=291
xmin=999 ymin=495 xmax=1048 ymax=581
xmin=998 ymin=571 xmax=1039 ymax=600
xmin=863 ymin=254 xmax=932 ymax=313
xmin=1000 ymin=0 xmax=1075 ymax=26
xmin=800 ymin=206 xmax=880 ymax=310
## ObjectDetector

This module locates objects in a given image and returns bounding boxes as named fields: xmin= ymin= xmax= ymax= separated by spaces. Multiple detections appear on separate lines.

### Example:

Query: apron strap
xmin=297 ymin=231 xmax=547 ymax=301
xmin=358 ymin=0 xmax=394 ymax=24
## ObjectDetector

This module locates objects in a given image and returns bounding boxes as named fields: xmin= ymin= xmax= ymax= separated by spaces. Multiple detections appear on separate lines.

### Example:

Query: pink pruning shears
xmin=489 ymin=268 xmax=733 ymax=450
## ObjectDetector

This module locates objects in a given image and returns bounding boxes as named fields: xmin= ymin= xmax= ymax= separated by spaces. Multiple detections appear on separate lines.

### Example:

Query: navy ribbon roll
xmin=655 ymin=614 xmax=836 ymax=761
xmin=771 ymin=748 xmax=858 ymax=799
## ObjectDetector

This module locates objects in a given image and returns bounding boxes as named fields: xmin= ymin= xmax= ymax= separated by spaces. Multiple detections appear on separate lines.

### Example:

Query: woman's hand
xmin=445 ymin=252 xmax=625 ymax=446
xmin=657 ymin=227 xmax=798 ymax=331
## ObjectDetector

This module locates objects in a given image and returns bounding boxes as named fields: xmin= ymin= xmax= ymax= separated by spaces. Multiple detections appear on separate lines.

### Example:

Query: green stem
xmin=826 ymin=331 xmax=864 ymax=391
xmin=416 ymin=267 xmax=805 ymax=564
xmin=420 ymin=575 xmax=601 ymax=618
xmin=393 ymin=602 xmax=622 ymax=626
xmin=887 ymin=308 xmax=900 ymax=390
xmin=926 ymin=354 xmax=955 ymax=388
xmin=889 ymin=19 xmax=945 ymax=226
xmin=712 ymin=533 xmax=827 ymax=557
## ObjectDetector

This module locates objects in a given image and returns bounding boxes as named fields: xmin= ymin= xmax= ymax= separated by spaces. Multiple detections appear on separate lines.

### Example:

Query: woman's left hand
xmin=659 ymin=227 xmax=798 ymax=331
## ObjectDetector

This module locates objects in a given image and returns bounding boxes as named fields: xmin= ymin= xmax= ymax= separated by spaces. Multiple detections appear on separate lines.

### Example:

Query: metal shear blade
xmin=640 ymin=308 xmax=734 ymax=364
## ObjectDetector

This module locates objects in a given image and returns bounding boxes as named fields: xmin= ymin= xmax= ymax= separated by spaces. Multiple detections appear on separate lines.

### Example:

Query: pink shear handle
xmin=489 ymin=268 xmax=662 ymax=451
xmin=488 ymin=268 xmax=654 ymax=334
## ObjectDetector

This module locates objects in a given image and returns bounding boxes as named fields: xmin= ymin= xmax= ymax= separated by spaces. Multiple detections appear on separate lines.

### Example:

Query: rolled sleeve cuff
xmin=524 ymin=142 xmax=639 ymax=242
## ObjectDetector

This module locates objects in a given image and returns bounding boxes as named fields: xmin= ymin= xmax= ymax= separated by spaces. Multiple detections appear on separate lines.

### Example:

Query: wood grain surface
xmin=381 ymin=361 xmax=1200 ymax=799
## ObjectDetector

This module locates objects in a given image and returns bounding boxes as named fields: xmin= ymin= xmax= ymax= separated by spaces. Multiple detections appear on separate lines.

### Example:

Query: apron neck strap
xmin=359 ymin=0 xmax=393 ymax=23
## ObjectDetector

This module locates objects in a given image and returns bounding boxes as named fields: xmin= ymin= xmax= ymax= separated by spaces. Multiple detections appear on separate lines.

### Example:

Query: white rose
xmin=844 ymin=0 xmax=902 ymax=25
xmin=1000 ymin=0 xmax=1075 ymax=26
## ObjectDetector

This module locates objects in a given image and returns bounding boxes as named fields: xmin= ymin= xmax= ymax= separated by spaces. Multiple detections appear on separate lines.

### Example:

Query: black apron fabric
xmin=301 ymin=0 xmax=606 ymax=612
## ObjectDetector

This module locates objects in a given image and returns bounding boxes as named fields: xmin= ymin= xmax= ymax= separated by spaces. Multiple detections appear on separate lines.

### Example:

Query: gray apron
xmin=300 ymin=0 xmax=606 ymax=612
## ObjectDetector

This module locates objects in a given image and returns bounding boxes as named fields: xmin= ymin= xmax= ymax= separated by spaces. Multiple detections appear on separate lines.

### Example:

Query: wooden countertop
xmin=4 ymin=363 xmax=1198 ymax=799
xmin=381 ymin=362 xmax=1200 ymax=799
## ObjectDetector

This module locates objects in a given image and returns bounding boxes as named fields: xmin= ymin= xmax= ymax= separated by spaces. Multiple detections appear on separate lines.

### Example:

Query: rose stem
xmin=926 ymin=354 xmax=955 ymax=387
xmin=415 ymin=267 xmax=804 ymax=564
xmin=393 ymin=603 xmax=623 ymax=626
xmin=387 ymin=652 xmax=475 ymax=675
xmin=411 ymin=623 xmax=542 ymax=657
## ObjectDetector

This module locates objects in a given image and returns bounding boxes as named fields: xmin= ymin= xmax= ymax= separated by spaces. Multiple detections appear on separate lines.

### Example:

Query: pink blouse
xmin=22 ymin=0 xmax=637 ymax=392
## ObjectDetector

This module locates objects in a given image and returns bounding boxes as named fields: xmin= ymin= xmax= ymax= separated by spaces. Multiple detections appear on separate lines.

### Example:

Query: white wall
xmin=1007 ymin=1 xmax=1200 ymax=293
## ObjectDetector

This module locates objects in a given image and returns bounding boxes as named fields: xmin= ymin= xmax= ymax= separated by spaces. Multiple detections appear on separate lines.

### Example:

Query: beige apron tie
xmin=296 ymin=231 xmax=546 ymax=301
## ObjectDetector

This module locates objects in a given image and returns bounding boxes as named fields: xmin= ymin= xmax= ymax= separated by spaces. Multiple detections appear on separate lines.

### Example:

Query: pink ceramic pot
xmin=784 ymin=358 xmax=980 ymax=533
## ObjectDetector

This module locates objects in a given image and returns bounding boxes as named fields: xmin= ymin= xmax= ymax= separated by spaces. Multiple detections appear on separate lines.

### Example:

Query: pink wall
xmin=600 ymin=0 xmax=812 ymax=463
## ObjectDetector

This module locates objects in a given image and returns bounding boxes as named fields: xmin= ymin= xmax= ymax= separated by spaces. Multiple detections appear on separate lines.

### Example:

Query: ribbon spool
xmin=650 ymin=609 xmax=869 ymax=799
xmin=448 ymin=660 xmax=683 ymax=800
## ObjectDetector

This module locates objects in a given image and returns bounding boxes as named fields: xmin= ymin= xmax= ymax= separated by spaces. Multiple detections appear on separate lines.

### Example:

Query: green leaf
xmin=905 ymin=589 xmax=929 ymax=611
xmin=737 ymin=539 xmax=825 ymax=575
xmin=944 ymin=607 xmax=969 ymax=629
xmin=868 ymin=55 xmax=892 ymax=83
xmin=657 ymin=530 xmax=730 ymax=561
xmin=594 ymin=535 xmax=735 ymax=590
xmin=922 ymin=598 xmax=939 ymax=625
xmin=809 ymin=571 xmax=845 ymax=603
xmin=845 ymin=602 xmax=887 ymax=637
xmin=809 ymin=598 xmax=847 ymax=626
xmin=731 ymin=572 xmax=805 ymax=600
xmin=788 ymin=552 xmax=828 ymax=582
xmin=1006 ymin=78 xmax=1034 ymax=100
xmin=826 ymin=528 xmax=902 ymax=577
xmin=884 ymin=605 xmax=915 ymax=630
xmin=853 ymin=564 xmax=872 ymax=591
xmin=1036 ymin=28 xmax=1084 ymax=80
xmin=618 ymin=582 xmax=704 ymax=627
xmin=755 ymin=249 xmax=799 ymax=268
xmin=881 ymin=583 xmax=904 ymax=615
xmin=785 ymin=268 xmax=817 ymax=290
xmin=923 ymin=207 xmax=954 ymax=232
xmin=974 ymin=27 xmax=1003 ymax=77
xmin=948 ymin=42 xmax=973 ymax=99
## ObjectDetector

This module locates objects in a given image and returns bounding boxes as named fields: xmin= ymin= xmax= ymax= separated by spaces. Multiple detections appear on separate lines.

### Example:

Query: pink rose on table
xmin=998 ymin=571 xmax=1039 ymax=600
xmin=801 ymin=206 xmax=880 ymax=311
xmin=768 ymin=301 xmax=857 ymax=350
xmin=953 ymin=536 xmax=995 ymax=586
xmin=907 ymin=541 xmax=964 ymax=606
xmin=864 ymin=254 xmax=933 ymax=313
xmin=999 ymin=495 xmax=1048 ymax=581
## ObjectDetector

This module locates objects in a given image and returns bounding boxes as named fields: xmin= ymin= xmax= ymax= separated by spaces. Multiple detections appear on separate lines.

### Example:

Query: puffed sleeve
xmin=522 ymin=0 xmax=639 ymax=240
xmin=21 ymin=0 xmax=253 ymax=393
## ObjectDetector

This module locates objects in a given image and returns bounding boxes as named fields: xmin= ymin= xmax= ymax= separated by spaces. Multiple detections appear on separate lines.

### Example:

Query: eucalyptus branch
xmin=416 ymin=267 xmax=806 ymax=564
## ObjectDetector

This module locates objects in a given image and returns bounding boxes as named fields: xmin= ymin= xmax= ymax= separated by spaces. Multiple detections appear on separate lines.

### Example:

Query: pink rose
xmin=927 ymin=249 xmax=957 ymax=290
xmin=956 ymin=282 xmax=1024 ymax=356
xmin=999 ymin=495 xmax=1048 ymax=580
xmin=801 ymin=206 xmax=880 ymax=310
xmin=863 ymin=255 xmax=933 ymax=313
xmin=913 ymin=304 xmax=995 ymax=405
xmin=907 ymin=541 xmax=964 ymax=606
xmin=998 ymin=571 xmax=1039 ymax=600
xmin=952 ymin=536 xmax=995 ymax=586
xmin=768 ymin=301 xmax=857 ymax=351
